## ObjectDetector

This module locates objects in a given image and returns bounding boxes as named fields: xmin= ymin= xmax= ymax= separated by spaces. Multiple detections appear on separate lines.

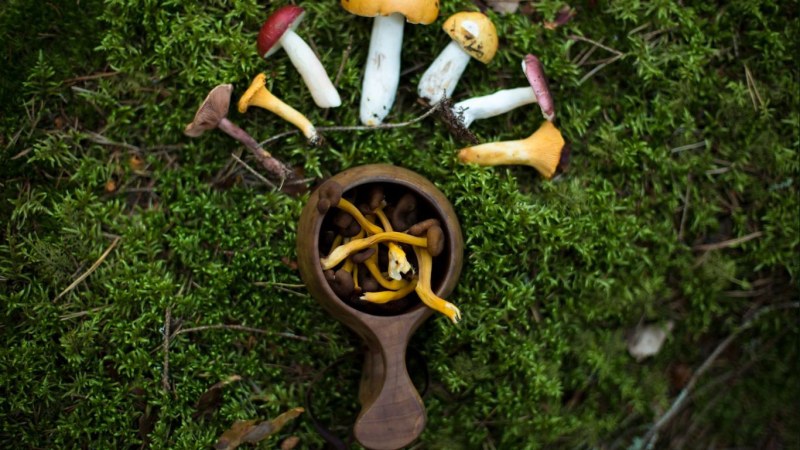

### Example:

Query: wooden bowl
xmin=297 ymin=164 xmax=464 ymax=450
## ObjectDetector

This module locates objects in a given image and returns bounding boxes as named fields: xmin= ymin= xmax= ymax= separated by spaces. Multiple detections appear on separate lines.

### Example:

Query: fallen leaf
xmin=627 ymin=321 xmax=674 ymax=362
xmin=214 ymin=407 xmax=305 ymax=450
xmin=192 ymin=375 xmax=242 ymax=420
xmin=544 ymin=5 xmax=577 ymax=30
xmin=280 ymin=436 xmax=301 ymax=450
xmin=485 ymin=0 xmax=520 ymax=14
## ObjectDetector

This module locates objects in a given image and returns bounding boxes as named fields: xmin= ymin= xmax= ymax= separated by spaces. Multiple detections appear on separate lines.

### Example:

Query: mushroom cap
xmin=184 ymin=84 xmax=232 ymax=137
xmin=238 ymin=73 xmax=268 ymax=114
xmin=257 ymin=5 xmax=306 ymax=58
xmin=340 ymin=0 xmax=440 ymax=25
xmin=522 ymin=54 xmax=555 ymax=121
xmin=443 ymin=12 xmax=498 ymax=64
xmin=317 ymin=181 xmax=344 ymax=214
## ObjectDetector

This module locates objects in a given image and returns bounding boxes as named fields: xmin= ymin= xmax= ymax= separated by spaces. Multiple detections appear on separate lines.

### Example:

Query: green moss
xmin=1 ymin=0 xmax=798 ymax=448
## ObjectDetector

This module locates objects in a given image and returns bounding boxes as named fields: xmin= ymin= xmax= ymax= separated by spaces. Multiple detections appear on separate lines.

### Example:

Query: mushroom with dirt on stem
xmin=340 ymin=0 xmax=440 ymax=126
xmin=257 ymin=5 xmax=341 ymax=108
xmin=238 ymin=73 xmax=324 ymax=147
xmin=449 ymin=54 xmax=555 ymax=129
xmin=184 ymin=84 xmax=293 ymax=179
xmin=418 ymin=11 xmax=498 ymax=105
xmin=458 ymin=120 xmax=565 ymax=179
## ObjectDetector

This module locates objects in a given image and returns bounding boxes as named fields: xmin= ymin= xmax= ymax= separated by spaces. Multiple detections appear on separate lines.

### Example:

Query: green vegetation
xmin=1 ymin=0 xmax=798 ymax=448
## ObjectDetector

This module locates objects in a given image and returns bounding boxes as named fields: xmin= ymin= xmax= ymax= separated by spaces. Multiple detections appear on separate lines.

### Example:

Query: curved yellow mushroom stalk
xmin=238 ymin=73 xmax=324 ymax=147
xmin=413 ymin=246 xmax=461 ymax=323
xmin=360 ymin=279 xmax=418 ymax=304
xmin=321 ymin=232 xmax=427 ymax=270
xmin=458 ymin=120 xmax=565 ymax=179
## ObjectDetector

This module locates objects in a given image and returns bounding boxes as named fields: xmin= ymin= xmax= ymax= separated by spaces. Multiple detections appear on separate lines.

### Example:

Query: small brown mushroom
xmin=390 ymin=193 xmax=418 ymax=231
xmin=426 ymin=225 xmax=445 ymax=257
xmin=317 ymin=181 xmax=343 ymax=214
xmin=406 ymin=218 xmax=441 ymax=236
xmin=325 ymin=269 xmax=355 ymax=298
xmin=351 ymin=248 xmax=376 ymax=264
xmin=184 ymin=84 xmax=293 ymax=179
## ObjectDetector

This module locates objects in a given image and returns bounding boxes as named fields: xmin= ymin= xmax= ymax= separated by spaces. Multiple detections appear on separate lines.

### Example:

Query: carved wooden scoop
xmin=297 ymin=164 xmax=463 ymax=450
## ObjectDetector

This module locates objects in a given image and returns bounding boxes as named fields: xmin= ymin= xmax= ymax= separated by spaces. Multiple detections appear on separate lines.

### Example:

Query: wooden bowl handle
xmin=353 ymin=322 xmax=426 ymax=450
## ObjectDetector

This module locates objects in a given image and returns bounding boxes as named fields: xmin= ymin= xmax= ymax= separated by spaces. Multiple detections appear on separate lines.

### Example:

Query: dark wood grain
xmin=297 ymin=164 xmax=463 ymax=450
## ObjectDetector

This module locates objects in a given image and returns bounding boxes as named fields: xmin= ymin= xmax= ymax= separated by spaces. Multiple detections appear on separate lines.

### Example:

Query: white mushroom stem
xmin=452 ymin=87 xmax=537 ymax=128
xmin=360 ymin=13 xmax=404 ymax=126
xmin=279 ymin=30 xmax=342 ymax=108
xmin=417 ymin=40 xmax=472 ymax=105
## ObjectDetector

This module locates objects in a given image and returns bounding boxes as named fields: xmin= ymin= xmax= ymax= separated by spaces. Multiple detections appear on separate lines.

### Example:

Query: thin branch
xmin=230 ymin=153 xmax=277 ymax=189
xmin=670 ymin=141 xmax=707 ymax=154
xmin=259 ymin=103 xmax=442 ymax=147
xmin=641 ymin=302 xmax=800 ymax=447
xmin=55 ymin=236 xmax=121 ymax=301
xmin=693 ymin=231 xmax=762 ymax=251
xmin=568 ymin=34 xmax=624 ymax=56
xmin=174 ymin=324 xmax=310 ymax=342
xmin=678 ymin=175 xmax=692 ymax=242
xmin=162 ymin=306 xmax=172 ymax=392
xmin=63 ymin=71 xmax=120 ymax=85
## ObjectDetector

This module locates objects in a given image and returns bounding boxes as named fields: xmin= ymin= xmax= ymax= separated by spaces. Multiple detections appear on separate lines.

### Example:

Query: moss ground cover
xmin=1 ymin=0 xmax=798 ymax=448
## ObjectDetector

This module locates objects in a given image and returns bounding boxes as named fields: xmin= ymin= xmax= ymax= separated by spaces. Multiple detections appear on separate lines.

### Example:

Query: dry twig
xmin=55 ymin=236 xmax=121 ymax=301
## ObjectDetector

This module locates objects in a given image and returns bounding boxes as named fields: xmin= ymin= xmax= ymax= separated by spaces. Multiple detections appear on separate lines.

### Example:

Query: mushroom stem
xmin=523 ymin=54 xmax=555 ymax=121
xmin=360 ymin=13 xmax=404 ymax=126
xmin=363 ymin=256 xmax=409 ymax=290
xmin=458 ymin=121 xmax=565 ymax=179
xmin=238 ymin=74 xmax=323 ymax=146
xmin=321 ymin=232 xmax=427 ymax=270
xmin=360 ymin=279 xmax=418 ymax=304
xmin=279 ymin=30 xmax=342 ymax=108
xmin=417 ymin=40 xmax=472 ymax=105
xmin=216 ymin=118 xmax=294 ymax=179
xmin=413 ymin=246 xmax=461 ymax=323
xmin=452 ymin=87 xmax=538 ymax=128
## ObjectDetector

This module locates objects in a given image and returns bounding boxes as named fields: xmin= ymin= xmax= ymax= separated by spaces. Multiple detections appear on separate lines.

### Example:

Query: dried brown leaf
xmin=544 ymin=5 xmax=577 ymax=30
xmin=214 ymin=407 xmax=305 ymax=450
xmin=486 ymin=0 xmax=520 ymax=14
xmin=280 ymin=436 xmax=301 ymax=450
xmin=192 ymin=375 xmax=242 ymax=420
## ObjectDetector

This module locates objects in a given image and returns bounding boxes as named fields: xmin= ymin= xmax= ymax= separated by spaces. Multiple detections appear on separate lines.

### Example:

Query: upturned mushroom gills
xmin=340 ymin=0 xmax=440 ymax=126
xmin=369 ymin=205 xmax=412 ymax=280
xmin=258 ymin=5 xmax=341 ymax=108
xmin=523 ymin=54 xmax=555 ymax=122
xmin=238 ymin=73 xmax=324 ymax=147
xmin=317 ymin=182 xmax=343 ymax=214
xmin=360 ymin=279 xmax=418 ymax=304
xmin=458 ymin=121 xmax=566 ymax=179
xmin=418 ymin=11 xmax=498 ymax=105
xmin=413 ymin=246 xmax=461 ymax=323
xmin=321 ymin=232 xmax=427 ymax=270
xmin=184 ymin=84 xmax=294 ymax=179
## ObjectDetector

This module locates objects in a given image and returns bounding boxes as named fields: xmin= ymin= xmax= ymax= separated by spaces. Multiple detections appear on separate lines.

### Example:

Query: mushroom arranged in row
xmin=184 ymin=84 xmax=294 ymax=179
xmin=258 ymin=5 xmax=342 ymax=108
xmin=418 ymin=11 xmax=498 ymax=105
xmin=238 ymin=73 xmax=324 ymax=147
xmin=451 ymin=54 xmax=555 ymax=128
xmin=458 ymin=120 xmax=565 ymax=179
xmin=341 ymin=0 xmax=440 ymax=126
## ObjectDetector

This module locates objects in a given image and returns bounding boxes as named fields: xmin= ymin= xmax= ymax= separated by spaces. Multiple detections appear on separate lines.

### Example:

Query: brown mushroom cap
xmin=325 ymin=269 xmax=355 ymax=298
xmin=406 ymin=218 xmax=441 ymax=236
xmin=389 ymin=193 xmax=417 ymax=231
xmin=340 ymin=0 xmax=440 ymax=24
xmin=442 ymin=12 xmax=498 ymax=64
xmin=351 ymin=247 xmax=376 ymax=264
xmin=368 ymin=185 xmax=385 ymax=212
xmin=426 ymin=225 xmax=445 ymax=257
xmin=184 ymin=84 xmax=232 ymax=137
xmin=317 ymin=181 xmax=344 ymax=214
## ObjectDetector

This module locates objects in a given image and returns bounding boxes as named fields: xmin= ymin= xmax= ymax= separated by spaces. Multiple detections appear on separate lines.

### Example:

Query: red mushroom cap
xmin=523 ymin=54 xmax=555 ymax=122
xmin=257 ymin=5 xmax=306 ymax=58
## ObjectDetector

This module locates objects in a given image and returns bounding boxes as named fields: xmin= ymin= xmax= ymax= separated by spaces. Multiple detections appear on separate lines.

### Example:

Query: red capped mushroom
xmin=258 ymin=5 xmax=341 ymax=108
